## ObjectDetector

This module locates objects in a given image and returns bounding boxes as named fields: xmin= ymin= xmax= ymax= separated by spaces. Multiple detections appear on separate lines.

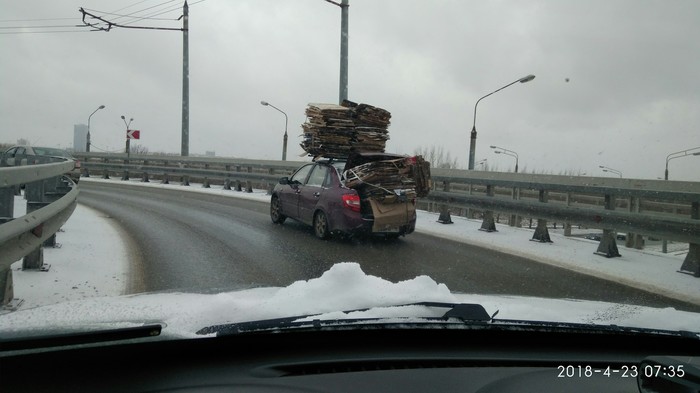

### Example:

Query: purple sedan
xmin=270 ymin=157 xmax=417 ymax=239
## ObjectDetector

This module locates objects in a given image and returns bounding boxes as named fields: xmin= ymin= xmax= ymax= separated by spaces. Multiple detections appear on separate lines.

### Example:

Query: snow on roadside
xmin=9 ymin=199 xmax=130 ymax=310
xmin=5 ymin=176 xmax=700 ymax=314
xmin=2 ymin=262 xmax=700 ymax=339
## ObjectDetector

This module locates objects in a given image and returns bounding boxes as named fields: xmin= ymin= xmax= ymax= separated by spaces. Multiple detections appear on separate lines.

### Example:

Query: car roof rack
xmin=312 ymin=156 xmax=346 ymax=164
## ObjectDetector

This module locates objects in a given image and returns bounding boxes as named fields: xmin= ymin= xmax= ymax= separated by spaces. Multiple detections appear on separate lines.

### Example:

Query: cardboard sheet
xmin=369 ymin=198 xmax=416 ymax=232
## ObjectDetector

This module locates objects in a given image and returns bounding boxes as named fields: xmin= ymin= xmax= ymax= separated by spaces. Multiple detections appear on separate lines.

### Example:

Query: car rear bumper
xmin=334 ymin=211 xmax=416 ymax=237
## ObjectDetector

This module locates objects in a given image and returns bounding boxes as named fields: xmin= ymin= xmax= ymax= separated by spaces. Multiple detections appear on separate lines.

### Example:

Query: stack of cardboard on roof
xmin=300 ymin=100 xmax=391 ymax=159
xmin=300 ymin=100 xmax=430 ymax=199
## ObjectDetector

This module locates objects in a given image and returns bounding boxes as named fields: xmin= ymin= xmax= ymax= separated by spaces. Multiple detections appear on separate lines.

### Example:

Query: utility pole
xmin=181 ymin=1 xmax=189 ymax=157
xmin=339 ymin=0 xmax=349 ymax=104
xmin=79 ymin=4 xmax=190 ymax=156
xmin=324 ymin=0 xmax=349 ymax=104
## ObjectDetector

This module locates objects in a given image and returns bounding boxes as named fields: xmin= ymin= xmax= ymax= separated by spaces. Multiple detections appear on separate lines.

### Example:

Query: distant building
xmin=205 ymin=151 xmax=216 ymax=157
xmin=74 ymin=124 xmax=88 ymax=152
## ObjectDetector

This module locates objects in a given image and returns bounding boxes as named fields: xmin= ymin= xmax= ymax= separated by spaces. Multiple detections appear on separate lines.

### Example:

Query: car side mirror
xmin=279 ymin=177 xmax=289 ymax=185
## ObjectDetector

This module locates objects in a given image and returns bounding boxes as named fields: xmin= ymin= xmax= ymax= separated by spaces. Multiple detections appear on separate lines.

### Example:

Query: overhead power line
xmin=0 ymin=0 xmax=206 ymax=35
xmin=79 ymin=7 xmax=184 ymax=31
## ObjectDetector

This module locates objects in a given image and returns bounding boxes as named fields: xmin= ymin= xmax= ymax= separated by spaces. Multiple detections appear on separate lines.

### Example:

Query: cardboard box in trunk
xmin=369 ymin=197 xmax=416 ymax=233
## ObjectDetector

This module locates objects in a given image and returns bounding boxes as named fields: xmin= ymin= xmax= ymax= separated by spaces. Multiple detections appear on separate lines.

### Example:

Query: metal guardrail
xmin=75 ymin=153 xmax=700 ymax=276
xmin=0 ymin=159 xmax=79 ymax=308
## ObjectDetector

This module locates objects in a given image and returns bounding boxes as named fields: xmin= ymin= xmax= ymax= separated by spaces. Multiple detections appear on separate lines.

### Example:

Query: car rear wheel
xmin=270 ymin=196 xmax=286 ymax=224
xmin=313 ymin=211 xmax=330 ymax=239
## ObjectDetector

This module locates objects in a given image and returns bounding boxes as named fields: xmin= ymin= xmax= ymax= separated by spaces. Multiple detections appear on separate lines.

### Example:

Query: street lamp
xmin=665 ymin=147 xmax=700 ymax=180
xmin=469 ymin=74 xmax=535 ymax=170
xmin=599 ymin=165 xmax=622 ymax=178
xmin=86 ymin=105 xmax=105 ymax=152
xmin=323 ymin=0 xmax=349 ymax=103
xmin=121 ymin=115 xmax=134 ymax=158
xmin=476 ymin=158 xmax=487 ymax=168
xmin=490 ymin=145 xmax=519 ymax=173
xmin=261 ymin=101 xmax=288 ymax=161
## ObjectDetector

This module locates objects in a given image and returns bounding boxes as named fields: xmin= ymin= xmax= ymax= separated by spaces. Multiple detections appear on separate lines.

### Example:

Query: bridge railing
xmin=75 ymin=153 xmax=700 ymax=276
xmin=0 ymin=158 xmax=78 ymax=308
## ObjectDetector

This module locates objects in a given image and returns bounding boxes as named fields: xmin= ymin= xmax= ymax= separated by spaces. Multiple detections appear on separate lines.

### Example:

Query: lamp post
xmin=121 ymin=115 xmax=134 ymax=158
xmin=662 ymin=148 xmax=700 ymax=253
xmin=86 ymin=105 xmax=105 ymax=152
xmin=599 ymin=165 xmax=622 ymax=178
xmin=469 ymin=74 xmax=535 ymax=170
xmin=323 ymin=0 xmax=349 ymax=103
xmin=120 ymin=115 xmax=134 ymax=181
xmin=665 ymin=147 xmax=700 ymax=180
xmin=261 ymin=101 xmax=288 ymax=161
xmin=490 ymin=145 xmax=519 ymax=173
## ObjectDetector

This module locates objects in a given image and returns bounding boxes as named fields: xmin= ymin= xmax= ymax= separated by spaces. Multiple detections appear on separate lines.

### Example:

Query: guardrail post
xmin=1 ymin=267 xmax=15 ymax=307
xmin=0 ymin=187 xmax=14 ymax=223
xmin=437 ymin=181 xmax=453 ymax=224
xmin=479 ymin=185 xmax=497 ymax=232
xmin=625 ymin=197 xmax=644 ymax=249
xmin=679 ymin=201 xmax=700 ymax=277
xmin=121 ymin=155 xmax=130 ymax=180
xmin=162 ymin=172 xmax=170 ymax=184
xmin=142 ymin=160 xmax=150 ymax=182
xmin=595 ymin=194 xmax=621 ymax=258
xmin=202 ymin=164 xmax=211 ymax=188
xmin=246 ymin=166 xmax=253 ymax=193
xmin=102 ymin=158 xmax=110 ymax=179
xmin=563 ymin=193 xmax=572 ymax=236
xmin=531 ymin=190 xmax=553 ymax=243
xmin=224 ymin=165 xmax=232 ymax=190
xmin=41 ymin=177 xmax=65 ymax=248
xmin=509 ymin=187 xmax=521 ymax=227
xmin=22 ymin=180 xmax=50 ymax=271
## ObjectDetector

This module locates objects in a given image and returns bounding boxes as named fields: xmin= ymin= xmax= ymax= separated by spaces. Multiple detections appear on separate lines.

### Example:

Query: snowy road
xmin=77 ymin=181 xmax=700 ymax=312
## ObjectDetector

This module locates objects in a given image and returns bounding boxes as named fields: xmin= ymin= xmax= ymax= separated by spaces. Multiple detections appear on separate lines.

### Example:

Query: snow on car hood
xmin=1 ymin=262 xmax=699 ymax=339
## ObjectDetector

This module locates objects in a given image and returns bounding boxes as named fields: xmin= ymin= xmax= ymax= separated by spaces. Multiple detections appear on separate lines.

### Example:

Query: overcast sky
xmin=1 ymin=0 xmax=699 ymax=180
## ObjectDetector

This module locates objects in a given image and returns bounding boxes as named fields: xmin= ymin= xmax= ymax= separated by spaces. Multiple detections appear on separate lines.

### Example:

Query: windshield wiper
xmin=197 ymin=302 xmax=492 ymax=336
xmin=197 ymin=301 xmax=700 ymax=341
xmin=0 ymin=324 xmax=162 ymax=352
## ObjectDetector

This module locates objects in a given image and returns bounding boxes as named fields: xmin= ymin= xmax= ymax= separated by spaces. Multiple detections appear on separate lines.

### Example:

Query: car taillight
xmin=411 ymin=198 xmax=416 ymax=206
xmin=342 ymin=194 xmax=361 ymax=212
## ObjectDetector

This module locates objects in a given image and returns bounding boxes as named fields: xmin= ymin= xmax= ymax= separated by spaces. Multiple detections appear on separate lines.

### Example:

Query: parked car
xmin=584 ymin=233 xmax=602 ymax=241
xmin=270 ymin=154 xmax=418 ymax=239
xmin=1 ymin=145 xmax=81 ymax=183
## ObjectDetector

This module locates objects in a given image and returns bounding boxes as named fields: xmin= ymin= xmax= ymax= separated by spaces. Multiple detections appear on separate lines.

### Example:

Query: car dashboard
xmin=2 ymin=323 xmax=699 ymax=393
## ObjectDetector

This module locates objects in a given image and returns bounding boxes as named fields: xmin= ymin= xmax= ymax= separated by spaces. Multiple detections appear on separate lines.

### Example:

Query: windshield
xmin=1 ymin=0 xmax=699 ymax=346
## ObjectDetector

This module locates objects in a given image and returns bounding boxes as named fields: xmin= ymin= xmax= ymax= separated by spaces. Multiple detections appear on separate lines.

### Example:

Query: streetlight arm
xmin=667 ymin=146 xmax=700 ymax=163
xmin=665 ymin=147 xmax=700 ymax=179
xmin=490 ymin=145 xmax=518 ymax=158
xmin=472 ymin=75 xmax=535 ymax=130
xmin=263 ymin=102 xmax=288 ymax=135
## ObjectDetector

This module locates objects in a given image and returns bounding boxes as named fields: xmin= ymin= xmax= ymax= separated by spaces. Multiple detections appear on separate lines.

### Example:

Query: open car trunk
xmin=340 ymin=152 xmax=431 ymax=233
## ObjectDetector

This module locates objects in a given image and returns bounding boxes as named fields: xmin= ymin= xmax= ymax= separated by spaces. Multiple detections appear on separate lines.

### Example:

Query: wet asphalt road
xmin=78 ymin=181 xmax=700 ymax=312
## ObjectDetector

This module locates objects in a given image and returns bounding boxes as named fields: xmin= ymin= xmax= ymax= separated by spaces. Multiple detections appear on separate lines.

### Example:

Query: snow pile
xmin=0 ymin=263 xmax=454 ymax=338
xmin=3 ymin=262 xmax=700 ymax=339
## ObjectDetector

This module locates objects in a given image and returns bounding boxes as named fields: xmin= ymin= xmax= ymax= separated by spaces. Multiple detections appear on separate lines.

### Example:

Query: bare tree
xmin=130 ymin=144 xmax=149 ymax=155
xmin=413 ymin=146 xmax=460 ymax=169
